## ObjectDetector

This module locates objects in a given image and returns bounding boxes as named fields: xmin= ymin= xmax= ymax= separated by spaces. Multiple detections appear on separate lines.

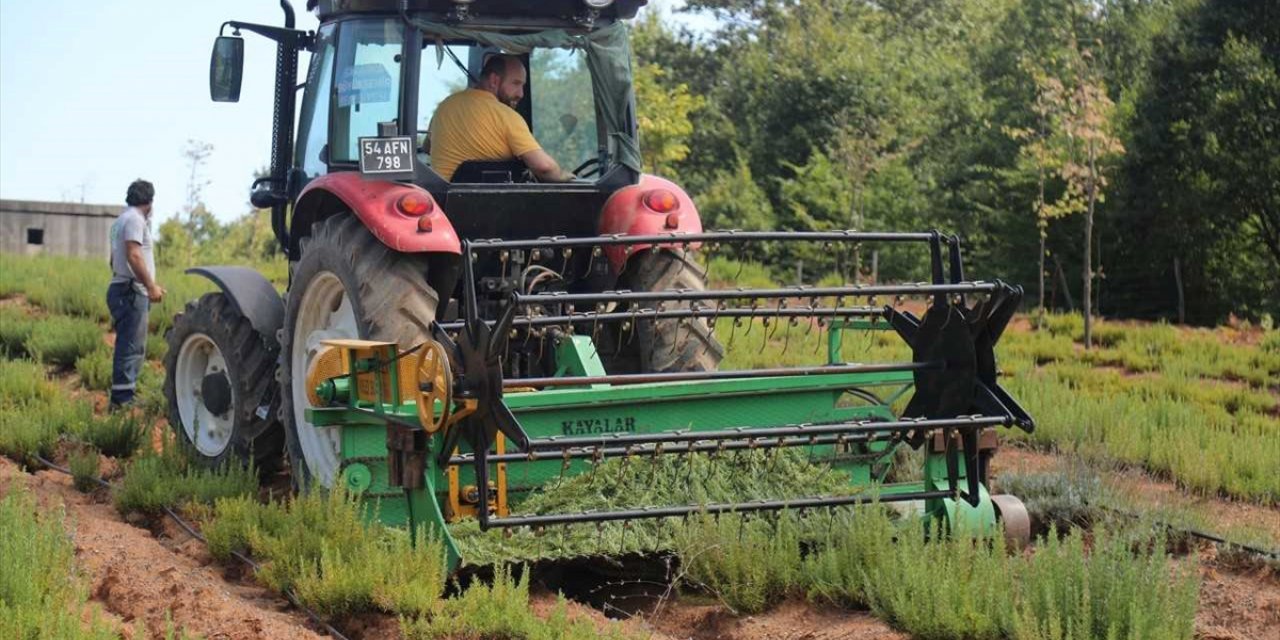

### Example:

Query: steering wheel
xmin=571 ymin=157 xmax=602 ymax=178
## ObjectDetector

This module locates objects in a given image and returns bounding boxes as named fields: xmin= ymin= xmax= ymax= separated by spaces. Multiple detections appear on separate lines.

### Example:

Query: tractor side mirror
xmin=209 ymin=36 xmax=244 ymax=103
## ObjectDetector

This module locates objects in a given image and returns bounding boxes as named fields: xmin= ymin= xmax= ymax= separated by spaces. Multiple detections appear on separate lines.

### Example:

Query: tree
xmin=633 ymin=62 xmax=704 ymax=178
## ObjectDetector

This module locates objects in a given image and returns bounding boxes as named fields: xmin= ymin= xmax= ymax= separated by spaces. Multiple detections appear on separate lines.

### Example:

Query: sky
xmin=0 ymin=0 xmax=714 ymax=223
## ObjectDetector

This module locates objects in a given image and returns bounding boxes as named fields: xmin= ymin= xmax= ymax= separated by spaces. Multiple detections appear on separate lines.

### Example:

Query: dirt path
xmin=0 ymin=457 xmax=325 ymax=640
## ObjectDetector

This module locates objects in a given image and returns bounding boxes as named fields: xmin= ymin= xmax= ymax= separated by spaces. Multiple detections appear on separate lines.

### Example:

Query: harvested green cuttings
xmin=451 ymin=449 xmax=859 ymax=565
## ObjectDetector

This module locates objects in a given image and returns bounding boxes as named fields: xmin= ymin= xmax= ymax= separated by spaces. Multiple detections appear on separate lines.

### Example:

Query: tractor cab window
xmin=296 ymin=24 xmax=335 ymax=180
xmin=416 ymin=42 xmax=602 ymax=180
xmin=330 ymin=19 xmax=403 ymax=164
xmin=417 ymin=44 xmax=471 ymax=165
xmin=530 ymin=48 xmax=600 ymax=176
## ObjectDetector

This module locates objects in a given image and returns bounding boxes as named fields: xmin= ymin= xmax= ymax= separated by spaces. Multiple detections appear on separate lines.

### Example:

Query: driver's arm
xmin=520 ymin=149 xmax=574 ymax=183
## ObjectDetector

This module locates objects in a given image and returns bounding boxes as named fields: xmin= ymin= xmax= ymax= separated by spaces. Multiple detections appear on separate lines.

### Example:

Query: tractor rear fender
xmin=598 ymin=175 xmax=703 ymax=272
xmin=290 ymin=173 xmax=461 ymax=257
xmin=186 ymin=266 xmax=284 ymax=348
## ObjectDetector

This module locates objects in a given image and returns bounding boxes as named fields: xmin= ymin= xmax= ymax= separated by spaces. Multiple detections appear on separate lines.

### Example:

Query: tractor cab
xmin=212 ymin=0 xmax=654 ymax=254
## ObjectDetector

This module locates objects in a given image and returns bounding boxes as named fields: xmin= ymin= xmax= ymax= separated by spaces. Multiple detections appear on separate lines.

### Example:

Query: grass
xmin=401 ymin=567 xmax=645 ymax=640
xmin=0 ymin=359 xmax=93 ymax=466
xmin=24 ymin=314 xmax=102 ymax=366
xmin=75 ymin=346 xmax=113 ymax=391
xmin=68 ymin=447 xmax=101 ymax=493
xmin=0 ymin=305 xmax=36 ymax=356
xmin=113 ymin=443 xmax=259 ymax=517
xmin=674 ymin=507 xmax=1200 ymax=639
xmin=0 ymin=483 xmax=118 ymax=640
xmin=204 ymin=488 xmax=447 ymax=618
xmin=81 ymin=411 xmax=147 ymax=458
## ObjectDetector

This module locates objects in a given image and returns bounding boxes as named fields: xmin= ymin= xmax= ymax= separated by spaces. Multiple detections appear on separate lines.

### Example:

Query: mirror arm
xmin=221 ymin=21 xmax=311 ymax=49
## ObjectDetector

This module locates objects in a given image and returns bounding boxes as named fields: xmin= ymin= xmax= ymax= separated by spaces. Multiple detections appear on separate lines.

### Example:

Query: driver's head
xmin=478 ymin=54 xmax=527 ymax=108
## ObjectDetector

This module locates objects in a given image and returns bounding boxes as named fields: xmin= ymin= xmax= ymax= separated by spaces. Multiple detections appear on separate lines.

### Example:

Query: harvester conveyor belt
xmin=484 ymin=489 xmax=956 ymax=528
xmin=455 ymin=433 xmax=900 ymax=464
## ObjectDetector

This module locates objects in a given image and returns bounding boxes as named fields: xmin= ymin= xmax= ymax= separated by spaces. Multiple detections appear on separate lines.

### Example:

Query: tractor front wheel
xmin=164 ymin=292 xmax=284 ymax=474
xmin=281 ymin=215 xmax=439 ymax=489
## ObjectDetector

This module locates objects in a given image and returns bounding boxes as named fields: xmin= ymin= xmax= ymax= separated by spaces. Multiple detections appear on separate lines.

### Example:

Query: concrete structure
xmin=0 ymin=199 xmax=120 ymax=259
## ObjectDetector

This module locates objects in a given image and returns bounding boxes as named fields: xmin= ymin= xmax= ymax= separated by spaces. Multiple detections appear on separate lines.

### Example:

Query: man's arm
xmin=125 ymin=241 xmax=164 ymax=302
xmin=519 ymin=149 xmax=574 ymax=182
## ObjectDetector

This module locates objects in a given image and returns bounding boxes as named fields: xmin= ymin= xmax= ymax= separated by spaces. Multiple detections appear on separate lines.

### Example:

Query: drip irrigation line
xmin=1096 ymin=504 xmax=1280 ymax=561
xmin=32 ymin=454 xmax=351 ymax=640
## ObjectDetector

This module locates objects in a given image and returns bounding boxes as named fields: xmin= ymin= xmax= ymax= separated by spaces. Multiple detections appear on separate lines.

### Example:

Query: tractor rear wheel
xmin=605 ymin=249 xmax=725 ymax=373
xmin=164 ymin=292 xmax=284 ymax=474
xmin=281 ymin=215 xmax=438 ymax=489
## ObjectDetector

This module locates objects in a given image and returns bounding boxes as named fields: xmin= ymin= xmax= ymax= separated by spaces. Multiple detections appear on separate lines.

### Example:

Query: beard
xmin=498 ymin=91 xmax=520 ymax=108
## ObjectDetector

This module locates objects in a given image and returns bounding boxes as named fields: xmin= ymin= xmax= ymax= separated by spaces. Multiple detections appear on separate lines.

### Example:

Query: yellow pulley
xmin=415 ymin=339 xmax=453 ymax=433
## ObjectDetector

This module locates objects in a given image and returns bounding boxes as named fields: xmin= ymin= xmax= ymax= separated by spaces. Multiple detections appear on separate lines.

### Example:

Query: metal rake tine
xmin=586 ymin=245 xmax=601 ymax=277
xmin=743 ymin=299 xmax=758 ymax=335
xmin=591 ymin=302 xmax=603 ymax=346
xmin=559 ymin=246 xmax=573 ymax=276
xmin=781 ymin=316 xmax=794 ymax=355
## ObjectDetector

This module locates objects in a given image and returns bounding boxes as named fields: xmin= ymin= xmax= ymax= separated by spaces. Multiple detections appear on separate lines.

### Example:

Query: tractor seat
xmin=450 ymin=160 xmax=528 ymax=184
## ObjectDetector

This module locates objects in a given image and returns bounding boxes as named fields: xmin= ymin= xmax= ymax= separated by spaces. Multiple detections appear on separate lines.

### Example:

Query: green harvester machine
xmin=301 ymin=231 xmax=1034 ymax=571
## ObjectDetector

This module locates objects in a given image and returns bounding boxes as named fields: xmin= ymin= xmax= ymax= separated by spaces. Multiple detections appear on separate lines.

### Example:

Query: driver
xmin=429 ymin=54 xmax=574 ymax=182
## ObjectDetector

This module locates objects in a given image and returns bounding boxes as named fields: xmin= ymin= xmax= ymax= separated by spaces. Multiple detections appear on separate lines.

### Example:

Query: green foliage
xmin=205 ymin=489 xmax=447 ymax=618
xmin=0 ymin=363 xmax=93 ymax=466
xmin=0 ymin=485 xmax=118 ymax=640
xmin=114 ymin=446 xmax=258 ymax=516
xmin=674 ymin=505 xmax=1198 ymax=640
xmin=0 ymin=305 xmax=36 ymax=357
xmin=994 ymin=467 xmax=1103 ymax=532
xmin=674 ymin=513 xmax=804 ymax=613
xmin=452 ymin=450 xmax=857 ymax=565
xmin=401 ymin=567 xmax=641 ymax=640
xmin=81 ymin=412 xmax=147 ymax=458
xmin=24 ymin=315 xmax=102 ymax=366
xmin=75 ymin=346 xmax=113 ymax=392
xmin=68 ymin=447 xmax=102 ymax=493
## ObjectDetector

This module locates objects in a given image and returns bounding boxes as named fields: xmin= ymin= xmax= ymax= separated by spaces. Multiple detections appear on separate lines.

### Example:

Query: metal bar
xmin=437 ymin=306 xmax=890 ymax=331
xmin=484 ymin=489 xmax=955 ymax=528
xmin=505 ymin=361 xmax=938 ymax=389
xmin=514 ymin=282 xmax=997 ymax=306
xmin=465 ymin=231 xmax=945 ymax=251
xmin=513 ymin=416 xmax=1008 ymax=450
xmin=450 ymin=431 xmax=885 ymax=465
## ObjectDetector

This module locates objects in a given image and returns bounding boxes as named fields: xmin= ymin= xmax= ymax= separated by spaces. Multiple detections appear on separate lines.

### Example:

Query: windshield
xmin=417 ymin=43 xmax=600 ymax=178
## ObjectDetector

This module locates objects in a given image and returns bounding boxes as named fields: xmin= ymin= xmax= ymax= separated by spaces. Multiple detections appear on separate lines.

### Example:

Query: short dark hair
xmin=480 ymin=54 xmax=519 ymax=82
xmin=125 ymin=179 xmax=154 ymax=207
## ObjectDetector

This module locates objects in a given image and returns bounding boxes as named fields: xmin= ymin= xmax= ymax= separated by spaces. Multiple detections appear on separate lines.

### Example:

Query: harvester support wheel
xmin=607 ymin=249 xmax=725 ymax=373
xmin=281 ymin=215 xmax=439 ymax=489
xmin=992 ymin=493 xmax=1032 ymax=550
xmin=164 ymin=292 xmax=284 ymax=474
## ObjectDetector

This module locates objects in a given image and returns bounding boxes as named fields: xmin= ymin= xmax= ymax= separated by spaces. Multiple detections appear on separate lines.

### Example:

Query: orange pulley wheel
xmin=415 ymin=339 xmax=453 ymax=433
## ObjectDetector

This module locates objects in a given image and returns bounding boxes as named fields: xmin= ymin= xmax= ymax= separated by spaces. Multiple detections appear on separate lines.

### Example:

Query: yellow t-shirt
xmin=427 ymin=89 xmax=541 ymax=181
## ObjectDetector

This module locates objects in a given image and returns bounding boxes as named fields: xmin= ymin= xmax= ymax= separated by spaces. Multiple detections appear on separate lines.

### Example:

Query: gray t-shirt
xmin=109 ymin=207 xmax=154 ymax=295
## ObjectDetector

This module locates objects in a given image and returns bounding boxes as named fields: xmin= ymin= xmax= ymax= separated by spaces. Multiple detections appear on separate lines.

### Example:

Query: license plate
xmin=358 ymin=136 xmax=415 ymax=179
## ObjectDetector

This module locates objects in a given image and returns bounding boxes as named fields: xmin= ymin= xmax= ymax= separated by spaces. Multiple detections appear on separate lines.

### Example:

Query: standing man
xmin=107 ymin=179 xmax=164 ymax=409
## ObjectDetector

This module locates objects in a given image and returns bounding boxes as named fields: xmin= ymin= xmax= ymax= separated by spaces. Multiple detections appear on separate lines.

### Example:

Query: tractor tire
xmin=281 ymin=215 xmax=439 ymax=489
xmin=605 ymin=249 xmax=725 ymax=373
xmin=164 ymin=292 xmax=284 ymax=474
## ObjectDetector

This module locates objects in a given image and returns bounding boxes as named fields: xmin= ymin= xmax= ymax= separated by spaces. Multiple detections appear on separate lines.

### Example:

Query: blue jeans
xmin=107 ymin=282 xmax=149 ymax=407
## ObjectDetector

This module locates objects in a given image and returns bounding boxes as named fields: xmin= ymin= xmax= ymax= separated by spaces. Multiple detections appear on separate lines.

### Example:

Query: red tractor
xmin=165 ymin=0 xmax=721 ymax=486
